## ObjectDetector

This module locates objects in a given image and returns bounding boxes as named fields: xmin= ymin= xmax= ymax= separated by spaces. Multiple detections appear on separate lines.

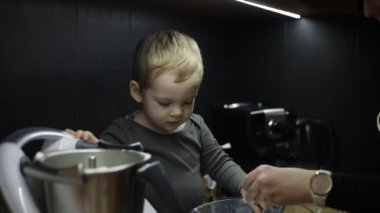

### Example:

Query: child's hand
xmin=65 ymin=128 xmax=99 ymax=144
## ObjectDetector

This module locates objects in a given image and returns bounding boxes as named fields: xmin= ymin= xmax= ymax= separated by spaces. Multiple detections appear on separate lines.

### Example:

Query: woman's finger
xmin=242 ymin=169 xmax=258 ymax=190
xmin=244 ymin=177 xmax=261 ymax=203
xmin=248 ymin=200 xmax=263 ymax=213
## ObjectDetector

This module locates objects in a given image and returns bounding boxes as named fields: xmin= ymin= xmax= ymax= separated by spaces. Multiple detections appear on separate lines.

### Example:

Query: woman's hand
xmin=65 ymin=128 xmax=99 ymax=144
xmin=242 ymin=165 xmax=315 ymax=209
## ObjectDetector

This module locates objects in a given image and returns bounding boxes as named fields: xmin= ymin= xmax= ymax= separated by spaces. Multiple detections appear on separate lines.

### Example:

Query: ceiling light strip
xmin=234 ymin=0 xmax=301 ymax=19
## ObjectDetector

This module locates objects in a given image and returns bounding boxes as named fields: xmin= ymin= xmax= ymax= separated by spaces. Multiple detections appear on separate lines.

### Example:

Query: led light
xmin=234 ymin=0 xmax=301 ymax=19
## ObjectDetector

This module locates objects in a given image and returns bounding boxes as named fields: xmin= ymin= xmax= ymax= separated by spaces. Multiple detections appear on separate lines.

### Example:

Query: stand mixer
xmin=0 ymin=127 xmax=182 ymax=213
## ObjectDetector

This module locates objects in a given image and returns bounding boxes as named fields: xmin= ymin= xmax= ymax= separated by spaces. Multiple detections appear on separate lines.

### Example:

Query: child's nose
xmin=170 ymin=105 xmax=183 ymax=116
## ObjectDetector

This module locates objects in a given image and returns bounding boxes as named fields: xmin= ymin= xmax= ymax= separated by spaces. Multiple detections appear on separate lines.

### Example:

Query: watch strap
xmin=312 ymin=193 xmax=327 ymax=206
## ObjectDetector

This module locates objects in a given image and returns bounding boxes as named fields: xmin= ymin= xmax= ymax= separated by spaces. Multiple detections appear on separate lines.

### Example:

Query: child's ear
xmin=130 ymin=80 xmax=142 ymax=103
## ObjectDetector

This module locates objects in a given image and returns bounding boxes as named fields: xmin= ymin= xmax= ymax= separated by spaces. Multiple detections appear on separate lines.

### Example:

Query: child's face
xmin=138 ymin=71 xmax=201 ymax=133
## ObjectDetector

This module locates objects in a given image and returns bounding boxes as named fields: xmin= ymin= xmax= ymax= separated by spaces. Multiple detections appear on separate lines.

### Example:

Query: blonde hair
xmin=132 ymin=30 xmax=203 ymax=90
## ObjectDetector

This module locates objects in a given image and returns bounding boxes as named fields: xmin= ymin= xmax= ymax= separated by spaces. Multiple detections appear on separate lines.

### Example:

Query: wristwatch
xmin=309 ymin=170 xmax=333 ymax=206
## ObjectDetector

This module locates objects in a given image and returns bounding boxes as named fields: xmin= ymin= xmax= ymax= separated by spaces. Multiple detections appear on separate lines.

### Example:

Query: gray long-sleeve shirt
xmin=100 ymin=112 xmax=246 ymax=212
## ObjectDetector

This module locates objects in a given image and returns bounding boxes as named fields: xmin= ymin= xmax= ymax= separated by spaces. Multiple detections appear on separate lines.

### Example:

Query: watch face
xmin=311 ymin=172 xmax=333 ymax=195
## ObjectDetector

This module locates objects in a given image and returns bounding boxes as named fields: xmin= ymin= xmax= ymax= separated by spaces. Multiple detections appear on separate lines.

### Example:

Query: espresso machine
xmin=0 ymin=127 xmax=182 ymax=213
xmin=212 ymin=102 xmax=298 ymax=172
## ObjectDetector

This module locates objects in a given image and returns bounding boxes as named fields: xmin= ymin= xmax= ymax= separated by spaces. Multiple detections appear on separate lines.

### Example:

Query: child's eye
xmin=158 ymin=102 xmax=170 ymax=106
xmin=184 ymin=101 xmax=193 ymax=105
